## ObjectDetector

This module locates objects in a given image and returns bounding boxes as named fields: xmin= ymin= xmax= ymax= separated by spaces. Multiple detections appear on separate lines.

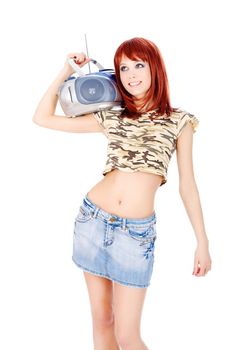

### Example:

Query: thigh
xmin=83 ymin=271 xmax=114 ymax=324
xmin=113 ymin=282 xmax=148 ymax=335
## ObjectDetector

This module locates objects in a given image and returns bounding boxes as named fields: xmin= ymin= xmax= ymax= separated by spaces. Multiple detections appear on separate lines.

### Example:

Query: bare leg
xmin=113 ymin=282 xmax=149 ymax=350
xmin=83 ymin=272 xmax=120 ymax=350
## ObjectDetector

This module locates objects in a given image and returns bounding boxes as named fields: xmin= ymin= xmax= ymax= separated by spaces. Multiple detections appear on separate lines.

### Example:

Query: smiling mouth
xmin=128 ymin=81 xmax=141 ymax=87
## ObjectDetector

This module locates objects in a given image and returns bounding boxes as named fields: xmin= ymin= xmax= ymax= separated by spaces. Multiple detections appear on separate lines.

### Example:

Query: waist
xmin=83 ymin=194 xmax=156 ymax=223
xmin=87 ymin=169 xmax=160 ymax=218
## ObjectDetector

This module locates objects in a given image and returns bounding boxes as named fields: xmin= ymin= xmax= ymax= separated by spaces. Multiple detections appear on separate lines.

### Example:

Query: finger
xmin=202 ymin=262 xmax=212 ymax=275
xmin=197 ymin=265 xmax=209 ymax=277
xmin=192 ymin=261 xmax=200 ymax=275
xmin=199 ymin=268 xmax=206 ymax=276
xmin=74 ymin=56 xmax=85 ymax=64
xmin=204 ymin=266 xmax=211 ymax=275
xmin=78 ymin=57 xmax=92 ymax=68
xmin=195 ymin=268 xmax=201 ymax=276
xmin=67 ymin=52 xmax=86 ymax=63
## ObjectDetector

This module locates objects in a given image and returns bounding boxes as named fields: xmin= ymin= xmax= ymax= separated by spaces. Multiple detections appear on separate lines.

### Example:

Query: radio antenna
xmin=85 ymin=33 xmax=91 ymax=73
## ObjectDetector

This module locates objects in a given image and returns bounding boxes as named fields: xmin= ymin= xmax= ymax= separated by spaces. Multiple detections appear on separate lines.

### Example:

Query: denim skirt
xmin=72 ymin=194 xmax=158 ymax=288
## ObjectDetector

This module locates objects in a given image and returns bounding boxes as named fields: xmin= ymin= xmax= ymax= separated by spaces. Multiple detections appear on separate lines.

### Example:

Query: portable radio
xmin=58 ymin=58 xmax=123 ymax=116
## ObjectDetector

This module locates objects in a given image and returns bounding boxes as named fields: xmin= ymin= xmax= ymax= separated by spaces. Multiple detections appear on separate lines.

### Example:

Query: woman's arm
xmin=176 ymin=123 xmax=212 ymax=277
xmin=32 ymin=64 xmax=70 ymax=121
xmin=32 ymin=53 xmax=104 ymax=133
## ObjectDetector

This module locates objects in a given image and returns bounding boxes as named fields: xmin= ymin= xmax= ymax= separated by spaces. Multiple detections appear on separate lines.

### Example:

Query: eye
xmin=120 ymin=65 xmax=128 ymax=72
xmin=135 ymin=62 xmax=145 ymax=69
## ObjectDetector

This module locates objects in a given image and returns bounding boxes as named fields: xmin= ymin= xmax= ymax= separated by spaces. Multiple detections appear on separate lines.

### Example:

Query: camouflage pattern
xmin=93 ymin=109 xmax=199 ymax=185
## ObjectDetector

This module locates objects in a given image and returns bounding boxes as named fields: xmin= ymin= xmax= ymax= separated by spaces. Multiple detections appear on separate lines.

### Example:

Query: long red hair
xmin=114 ymin=37 xmax=176 ymax=118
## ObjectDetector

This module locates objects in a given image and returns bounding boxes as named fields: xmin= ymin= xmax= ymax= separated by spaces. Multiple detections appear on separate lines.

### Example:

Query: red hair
xmin=114 ymin=37 xmax=176 ymax=118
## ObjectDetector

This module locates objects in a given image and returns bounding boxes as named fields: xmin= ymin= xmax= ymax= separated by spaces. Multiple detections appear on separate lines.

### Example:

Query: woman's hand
xmin=192 ymin=242 xmax=212 ymax=277
xmin=63 ymin=52 xmax=92 ymax=76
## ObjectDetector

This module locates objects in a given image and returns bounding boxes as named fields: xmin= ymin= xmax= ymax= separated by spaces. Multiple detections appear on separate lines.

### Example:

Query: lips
xmin=128 ymin=81 xmax=141 ymax=87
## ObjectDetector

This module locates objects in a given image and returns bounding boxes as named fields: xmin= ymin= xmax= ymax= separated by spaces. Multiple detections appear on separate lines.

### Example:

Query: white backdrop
xmin=1 ymin=0 xmax=233 ymax=349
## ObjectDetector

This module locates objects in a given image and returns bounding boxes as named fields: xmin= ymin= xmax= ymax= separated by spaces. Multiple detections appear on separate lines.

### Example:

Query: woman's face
xmin=119 ymin=55 xmax=151 ymax=99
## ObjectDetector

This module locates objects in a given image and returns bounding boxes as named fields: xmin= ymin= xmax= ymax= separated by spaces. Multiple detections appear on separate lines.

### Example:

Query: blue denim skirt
xmin=72 ymin=194 xmax=157 ymax=288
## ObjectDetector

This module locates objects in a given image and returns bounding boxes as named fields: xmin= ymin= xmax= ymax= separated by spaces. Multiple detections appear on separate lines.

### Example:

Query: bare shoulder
xmin=32 ymin=113 xmax=105 ymax=134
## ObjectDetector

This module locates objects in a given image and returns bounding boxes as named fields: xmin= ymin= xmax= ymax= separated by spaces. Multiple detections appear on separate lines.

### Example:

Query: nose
xmin=128 ymin=70 xmax=136 ymax=79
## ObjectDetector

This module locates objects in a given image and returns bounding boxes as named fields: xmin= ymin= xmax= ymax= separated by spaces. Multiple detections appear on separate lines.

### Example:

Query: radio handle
xmin=67 ymin=58 xmax=105 ymax=76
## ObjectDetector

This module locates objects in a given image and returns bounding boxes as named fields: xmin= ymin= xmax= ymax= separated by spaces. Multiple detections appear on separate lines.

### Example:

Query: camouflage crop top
xmin=93 ymin=109 xmax=199 ymax=185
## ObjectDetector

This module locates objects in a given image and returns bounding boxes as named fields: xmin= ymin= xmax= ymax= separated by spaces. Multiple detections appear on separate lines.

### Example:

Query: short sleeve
xmin=177 ymin=112 xmax=199 ymax=138
xmin=93 ymin=109 xmax=123 ymax=137
xmin=93 ymin=110 xmax=106 ymax=128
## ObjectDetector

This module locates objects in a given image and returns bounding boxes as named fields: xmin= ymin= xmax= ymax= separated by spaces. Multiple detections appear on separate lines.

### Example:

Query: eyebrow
xmin=119 ymin=60 xmax=144 ymax=66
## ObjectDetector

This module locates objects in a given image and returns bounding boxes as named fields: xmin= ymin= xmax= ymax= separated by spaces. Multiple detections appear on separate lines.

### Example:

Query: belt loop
xmin=92 ymin=207 xmax=99 ymax=218
xmin=122 ymin=218 xmax=127 ymax=230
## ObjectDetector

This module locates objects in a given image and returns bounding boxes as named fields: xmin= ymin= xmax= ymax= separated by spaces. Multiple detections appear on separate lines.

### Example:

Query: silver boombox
xmin=58 ymin=58 xmax=123 ymax=116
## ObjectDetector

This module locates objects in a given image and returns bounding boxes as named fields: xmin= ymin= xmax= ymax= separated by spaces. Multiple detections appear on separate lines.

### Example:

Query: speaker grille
xmin=77 ymin=79 xmax=105 ymax=102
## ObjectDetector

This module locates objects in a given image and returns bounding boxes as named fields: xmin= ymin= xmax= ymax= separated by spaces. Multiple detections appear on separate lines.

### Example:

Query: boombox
xmin=58 ymin=58 xmax=123 ymax=116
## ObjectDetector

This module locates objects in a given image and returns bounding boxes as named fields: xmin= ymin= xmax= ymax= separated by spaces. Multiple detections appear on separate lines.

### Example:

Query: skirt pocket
xmin=127 ymin=222 xmax=157 ymax=246
xmin=75 ymin=205 xmax=93 ymax=224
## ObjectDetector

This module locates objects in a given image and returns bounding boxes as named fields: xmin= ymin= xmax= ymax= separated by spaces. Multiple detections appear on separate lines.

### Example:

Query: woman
xmin=33 ymin=37 xmax=212 ymax=350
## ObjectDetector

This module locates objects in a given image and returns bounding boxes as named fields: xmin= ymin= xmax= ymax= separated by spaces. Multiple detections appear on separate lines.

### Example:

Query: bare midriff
xmin=87 ymin=169 xmax=162 ymax=219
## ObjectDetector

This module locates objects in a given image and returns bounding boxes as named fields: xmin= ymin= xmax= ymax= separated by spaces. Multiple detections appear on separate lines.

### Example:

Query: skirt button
xmin=109 ymin=217 xmax=116 ymax=222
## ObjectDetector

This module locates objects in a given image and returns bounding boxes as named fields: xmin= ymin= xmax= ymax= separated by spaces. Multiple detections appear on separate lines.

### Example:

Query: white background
xmin=1 ymin=0 xmax=233 ymax=349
